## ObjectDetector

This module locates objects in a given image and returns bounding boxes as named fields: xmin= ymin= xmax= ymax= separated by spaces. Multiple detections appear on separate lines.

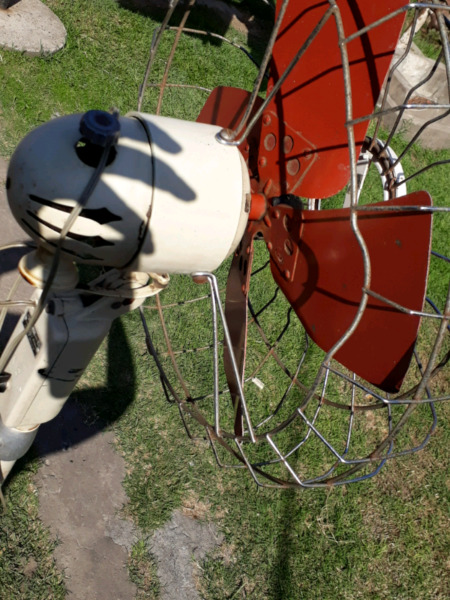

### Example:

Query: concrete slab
xmin=382 ymin=42 xmax=450 ymax=150
xmin=0 ymin=156 xmax=34 ymax=349
xmin=0 ymin=156 xmax=27 ymax=244
xmin=0 ymin=0 xmax=66 ymax=56
xmin=34 ymin=401 xmax=139 ymax=600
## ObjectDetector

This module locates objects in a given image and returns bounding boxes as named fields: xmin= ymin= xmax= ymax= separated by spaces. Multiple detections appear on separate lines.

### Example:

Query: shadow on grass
xmin=116 ymin=0 xmax=273 ymax=68
xmin=269 ymin=488 xmax=297 ymax=599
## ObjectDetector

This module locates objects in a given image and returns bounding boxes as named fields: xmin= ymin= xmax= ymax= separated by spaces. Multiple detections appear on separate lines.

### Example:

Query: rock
xmin=0 ymin=0 xmax=66 ymax=56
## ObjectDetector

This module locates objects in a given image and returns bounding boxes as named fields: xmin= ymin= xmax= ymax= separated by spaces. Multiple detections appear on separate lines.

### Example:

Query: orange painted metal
xmin=223 ymin=229 xmax=256 ymax=436
xmin=263 ymin=192 xmax=433 ymax=392
xmin=258 ymin=1 xmax=405 ymax=199
xmin=196 ymin=5 xmax=432 ymax=395
xmin=248 ymin=193 xmax=267 ymax=221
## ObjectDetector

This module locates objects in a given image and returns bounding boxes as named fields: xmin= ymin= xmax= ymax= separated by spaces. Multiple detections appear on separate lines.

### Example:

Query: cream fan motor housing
xmin=7 ymin=112 xmax=250 ymax=273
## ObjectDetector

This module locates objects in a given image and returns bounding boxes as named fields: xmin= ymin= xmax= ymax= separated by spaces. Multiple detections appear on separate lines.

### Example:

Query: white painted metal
xmin=7 ymin=112 xmax=250 ymax=274
xmin=0 ymin=271 xmax=156 ymax=480
xmin=1 ymin=109 xmax=250 ymax=480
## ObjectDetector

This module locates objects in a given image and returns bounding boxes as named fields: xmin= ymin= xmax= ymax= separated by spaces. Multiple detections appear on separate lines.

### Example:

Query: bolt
xmin=263 ymin=114 xmax=271 ymax=126
xmin=258 ymin=156 xmax=267 ymax=168
xmin=267 ymin=241 xmax=273 ymax=251
xmin=264 ymin=214 xmax=272 ymax=228
xmin=273 ymin=209 xmax=281 ymax=219
xmin=284 ymin=269 xmax=291 ymax=280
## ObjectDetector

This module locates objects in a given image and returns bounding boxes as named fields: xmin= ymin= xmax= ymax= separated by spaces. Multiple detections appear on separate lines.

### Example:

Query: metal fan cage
xmin=0 ymin=0 xmax=448 ymax=488
xmin=136 ymin=0 xmax=450 ymax=487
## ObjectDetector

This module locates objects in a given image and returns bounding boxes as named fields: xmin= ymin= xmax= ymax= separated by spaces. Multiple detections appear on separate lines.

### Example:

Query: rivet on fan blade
xmin=259 ymin=156 xmax=267 ymax=168
xmin=284 ymin=239 xmax=294 ymax=256
xmin=283 ymin=136 xmax=294 ymax=153
xmin=287 ymin=159 xmax=300 ymax=176
xmin=263 ymin=114 xmax=271 ymax=126
xmin=264 ymin=133 xmax=277 ymax=151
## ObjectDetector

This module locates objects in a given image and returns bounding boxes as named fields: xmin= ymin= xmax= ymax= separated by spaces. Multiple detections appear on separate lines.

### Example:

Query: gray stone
xmin=0 ymin=0 xmax=66 ymax=56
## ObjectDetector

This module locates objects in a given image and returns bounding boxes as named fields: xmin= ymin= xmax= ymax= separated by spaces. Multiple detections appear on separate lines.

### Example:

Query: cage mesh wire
xmin=0 ymin=1 xmax=448 ymax=488
xmin=137 ymin=0 xmax=450 ymax=487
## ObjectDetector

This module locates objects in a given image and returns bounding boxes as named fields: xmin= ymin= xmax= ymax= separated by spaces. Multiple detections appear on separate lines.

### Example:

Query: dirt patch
xmin=148 ymin=509 xmax=224 ymax=600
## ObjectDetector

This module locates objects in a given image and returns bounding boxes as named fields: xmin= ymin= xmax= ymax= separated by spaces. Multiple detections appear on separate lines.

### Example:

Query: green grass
xmin=0 ymin=460 xmax=65 ymax=599
xmin=0 ymin=1 xmax=449 ymax=599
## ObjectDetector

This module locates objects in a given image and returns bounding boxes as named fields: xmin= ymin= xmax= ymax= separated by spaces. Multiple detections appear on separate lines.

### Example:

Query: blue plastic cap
xmin=79 ymin=110 xmax=120 ymax=147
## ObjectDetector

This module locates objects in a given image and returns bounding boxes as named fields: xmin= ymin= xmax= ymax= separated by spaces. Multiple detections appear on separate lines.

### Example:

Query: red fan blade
xmin=258 ymin=1 xmax=405 ymax=199
xmin=223 ymin=230 xmax=256 ymax=436
xmin=197 ymin=86 xmax=252 ymax=130
xmin=264 ymin=192 xmax=432 ymax=393
xmin=197 ymin=86 xmax=263 ymax=179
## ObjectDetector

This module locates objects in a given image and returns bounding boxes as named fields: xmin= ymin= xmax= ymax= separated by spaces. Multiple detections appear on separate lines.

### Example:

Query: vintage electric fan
xmin=0 ymin=0 xmax=448 ymax=487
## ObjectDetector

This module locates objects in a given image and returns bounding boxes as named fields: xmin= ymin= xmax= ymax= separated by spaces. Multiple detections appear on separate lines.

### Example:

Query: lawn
xmin=0 ymin=1 xmax=449 ymax=599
